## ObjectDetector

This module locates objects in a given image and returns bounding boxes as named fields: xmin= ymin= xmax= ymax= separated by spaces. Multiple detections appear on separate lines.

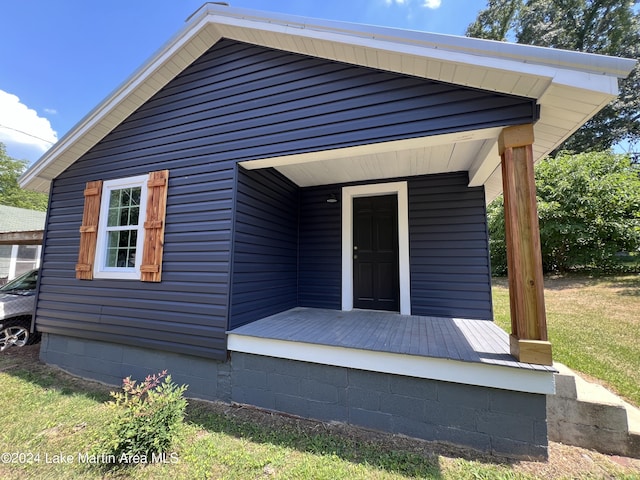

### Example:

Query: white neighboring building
xmin=0 ymin=205 xmax=45 ymax=284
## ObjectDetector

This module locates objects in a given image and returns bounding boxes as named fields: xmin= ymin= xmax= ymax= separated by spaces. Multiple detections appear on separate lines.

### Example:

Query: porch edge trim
xmin=227 ymin=333 xmax=556 ymax=395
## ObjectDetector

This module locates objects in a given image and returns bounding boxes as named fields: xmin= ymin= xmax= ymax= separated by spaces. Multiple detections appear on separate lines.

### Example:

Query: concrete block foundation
xmin=40 ymin=334 xmax=548 ymax=459
xmin=230 ymin=352 xmax=548 ymax=459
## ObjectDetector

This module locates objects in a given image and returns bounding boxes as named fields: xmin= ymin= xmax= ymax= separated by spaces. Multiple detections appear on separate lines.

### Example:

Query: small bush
xmin=98 ymin=370 xmax=187 ymax=458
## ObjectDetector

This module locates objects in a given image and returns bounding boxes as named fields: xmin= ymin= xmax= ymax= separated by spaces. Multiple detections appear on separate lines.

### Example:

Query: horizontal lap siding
xmin=92 ymin=40 xmax=536 ymax=163
xmin=38 ymin=39 xmax=526 ymax=358
xmin=298 ymin=186 xmax=342 ymax=309
xmin=408 ymin=173 xmax=492 ymax=319
xmin=229 ymin=168 xmax=299 ymax=329
xmin=40 ymin=167 xmax=234 ymax=360
xmin=296 ymin=175 xmax=492 ymax=317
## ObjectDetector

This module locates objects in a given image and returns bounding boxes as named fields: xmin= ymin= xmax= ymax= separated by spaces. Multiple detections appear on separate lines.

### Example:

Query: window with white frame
xmin=0 ymin=245 xmax=41 ymax=285
xmin=14 ymin=245 xmax=41 ymax=277
xmin=93 ymin=175 xmax=148 ymax=279
xmin=77 ymin=170 xmax=168 ymax=282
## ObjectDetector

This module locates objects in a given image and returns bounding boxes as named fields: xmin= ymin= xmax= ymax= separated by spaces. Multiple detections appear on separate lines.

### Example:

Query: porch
xmin=228 ymin=307 xmax=556 ymax=395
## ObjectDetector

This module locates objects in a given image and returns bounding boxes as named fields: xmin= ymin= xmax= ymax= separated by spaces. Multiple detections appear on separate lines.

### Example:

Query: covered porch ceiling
xmin=239 ymin=127 xmax=504 ymax=201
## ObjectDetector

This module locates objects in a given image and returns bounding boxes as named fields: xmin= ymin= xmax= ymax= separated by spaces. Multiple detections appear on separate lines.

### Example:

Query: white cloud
xmin=0 ymin=89 xmax=57 ymax=162
xmin=43 ymin=108 xmax=58 ymax=115
xmin=385 ymin=0 xmax=441 ymax=7
xmin=423 ymin=0 xmax=442 ymax=8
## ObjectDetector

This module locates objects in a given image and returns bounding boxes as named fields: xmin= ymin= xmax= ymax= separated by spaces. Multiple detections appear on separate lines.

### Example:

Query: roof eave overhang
xmin=19 ymin=4 xmax=636 ymax=195
xmin=0 ymin=230 xmax=44 ymax=245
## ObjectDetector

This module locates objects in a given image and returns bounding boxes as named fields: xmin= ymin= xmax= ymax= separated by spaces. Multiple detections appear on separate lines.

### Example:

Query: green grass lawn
xmin=0 ymin=358 xmax=534 ymax=480
xmin=0 ymin=275 xmax=639 ymax=479
xmin=492 ymin=274 xmax=640 ymax=407
xmin=1 ymin=359 xmax=637 ymax=480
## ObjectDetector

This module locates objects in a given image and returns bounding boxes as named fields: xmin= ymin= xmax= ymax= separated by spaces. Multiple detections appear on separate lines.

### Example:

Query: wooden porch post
xmin=499 ymin=124 xmax=552 ymax=366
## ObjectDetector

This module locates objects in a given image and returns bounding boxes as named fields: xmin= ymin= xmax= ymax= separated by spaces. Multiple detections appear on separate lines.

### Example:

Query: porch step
xmin=547 ymin=363 xmax=640 ymax=458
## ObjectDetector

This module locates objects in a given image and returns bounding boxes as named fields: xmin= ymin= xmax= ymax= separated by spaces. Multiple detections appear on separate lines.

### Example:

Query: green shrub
xmin=98 ymin=370 xmax=187 ymax=459
xmin=488 ymin=151 xmax=640 ymax=275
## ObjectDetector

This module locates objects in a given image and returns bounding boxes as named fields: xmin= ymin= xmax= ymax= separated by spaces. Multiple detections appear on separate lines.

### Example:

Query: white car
xmin=0 ymin=269 xmax=39 ymax=351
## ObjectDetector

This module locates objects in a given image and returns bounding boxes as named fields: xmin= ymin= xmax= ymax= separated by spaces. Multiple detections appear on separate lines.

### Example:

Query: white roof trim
xmin=190 ymin=4 xmax=633 ymax=77
xmin=20 ymin=3 xmax=636 ymax=193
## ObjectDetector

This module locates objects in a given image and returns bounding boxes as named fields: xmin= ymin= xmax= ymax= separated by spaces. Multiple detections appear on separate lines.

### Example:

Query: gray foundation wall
xmin=40 ymin=334 xmax=231 ymax=402
xmin=231 ymin=353 xmax=548 ymax=459
xmin=40 ymin=335 xmax=547 ymax=458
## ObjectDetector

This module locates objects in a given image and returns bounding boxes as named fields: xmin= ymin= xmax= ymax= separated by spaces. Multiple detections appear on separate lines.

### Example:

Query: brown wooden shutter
xmin=76 ymin=180 xmax=103 ymax=280
xmin=140 ymin=170 xmax=169 ymax=282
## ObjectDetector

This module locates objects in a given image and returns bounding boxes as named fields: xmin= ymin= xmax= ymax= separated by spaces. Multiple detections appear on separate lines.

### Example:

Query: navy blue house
xmin=21 ymin=4 xmax=635 ymax=458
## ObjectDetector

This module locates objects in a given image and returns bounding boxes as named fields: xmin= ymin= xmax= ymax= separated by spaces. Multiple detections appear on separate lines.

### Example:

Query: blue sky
xmin=0 ymin=0 xmax=487 ymax=164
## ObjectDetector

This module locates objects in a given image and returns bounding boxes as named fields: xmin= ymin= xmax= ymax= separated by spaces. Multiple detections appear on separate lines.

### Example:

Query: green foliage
xmin=466 ymin=0 xmax=640 ymax=154
xmin=98 ymin=370 xmax=187 ymax=459
xmin=0 ymin=142 xmax=48 ymax=210
xmin=488 ymin=151 xmax=640 ymax=274
xmin=465 ymin=0 xmax=522 ymax=41
xmin=536 ymin=151 xmax=640 ymax=272
xmin=487 ymin=196 xmax=508 ymax=275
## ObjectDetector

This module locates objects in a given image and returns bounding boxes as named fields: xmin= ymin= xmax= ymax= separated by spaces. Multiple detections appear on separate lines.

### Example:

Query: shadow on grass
xmin=1 ymin=346 xmax=519 ymax=479
xmin=493 ymin=275 xmax=595 ymax=291
xmin=606 ymin=275 xmax=640 ymax=296
xmin=185 ymin=401 xmax=445 ymax=478
xmin=494 ymin=274 xmax=640 ymax=296
xmin=0 ymin=344 xmax=112 ymax=403
xmin=184 ymin=400 xmax=518 ymax=479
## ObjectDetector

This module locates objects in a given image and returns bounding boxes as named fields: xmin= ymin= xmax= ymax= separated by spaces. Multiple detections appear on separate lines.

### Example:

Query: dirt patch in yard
xmin=3 ymin=343 xmax=640 ymax=479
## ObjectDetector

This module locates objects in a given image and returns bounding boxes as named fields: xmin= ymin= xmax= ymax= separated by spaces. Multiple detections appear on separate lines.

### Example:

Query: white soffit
xmin=20 ymin=3 xmax=636 ymax=194
xmin=240 ymin=127 xmax=502 ymax=188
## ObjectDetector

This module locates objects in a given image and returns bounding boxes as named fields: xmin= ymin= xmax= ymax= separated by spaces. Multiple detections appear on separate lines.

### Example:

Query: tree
xmin=466 ymin=0 xmax=522 ymax=40
xmin=488 ymin=151 xmax=640 ymax=274
xmin=466 ymin=0 xmax=640 ymax=154
xmin=0 ymin=143 xmax=48 ymax=211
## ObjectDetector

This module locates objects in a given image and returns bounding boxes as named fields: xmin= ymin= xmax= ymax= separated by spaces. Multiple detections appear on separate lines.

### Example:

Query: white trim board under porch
xmin=227 ymin=308 xmax=556 ymax=395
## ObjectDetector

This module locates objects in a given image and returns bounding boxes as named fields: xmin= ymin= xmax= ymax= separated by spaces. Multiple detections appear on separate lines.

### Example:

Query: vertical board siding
xmin=408 ymin=173 xmax=493 ymax=319
xmin=229 ymin=167 xmax=299 ymax=330
xmin=37 ymin=38 xmax=519 ymax=359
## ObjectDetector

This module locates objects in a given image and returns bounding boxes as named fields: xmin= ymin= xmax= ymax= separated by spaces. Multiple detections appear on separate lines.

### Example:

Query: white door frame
xmin=341 ymin=181 xmax=411 ymax=315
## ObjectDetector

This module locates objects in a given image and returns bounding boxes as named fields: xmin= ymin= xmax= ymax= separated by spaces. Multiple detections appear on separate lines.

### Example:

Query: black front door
xmin=353 ymin=195 xmax=399 ymax=312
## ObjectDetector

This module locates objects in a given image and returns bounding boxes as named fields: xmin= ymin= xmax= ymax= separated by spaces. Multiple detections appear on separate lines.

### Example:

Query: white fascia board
xmin=209 ymin=11 xmax=629 ymax=103
xmin=20 ymin=17 xmax=223 ymax=192
xmin=550 ymin=68 xmax=621 ymax=96
xmin=213 ymin=15 xmax=556 ymax=92
xmin=194 ymin=4 xmax=635 ymax=78
xmin=484 ymin=169 xmax=504 ymax=205
xmin=227 ymin=334 xmax=556 ymax=395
